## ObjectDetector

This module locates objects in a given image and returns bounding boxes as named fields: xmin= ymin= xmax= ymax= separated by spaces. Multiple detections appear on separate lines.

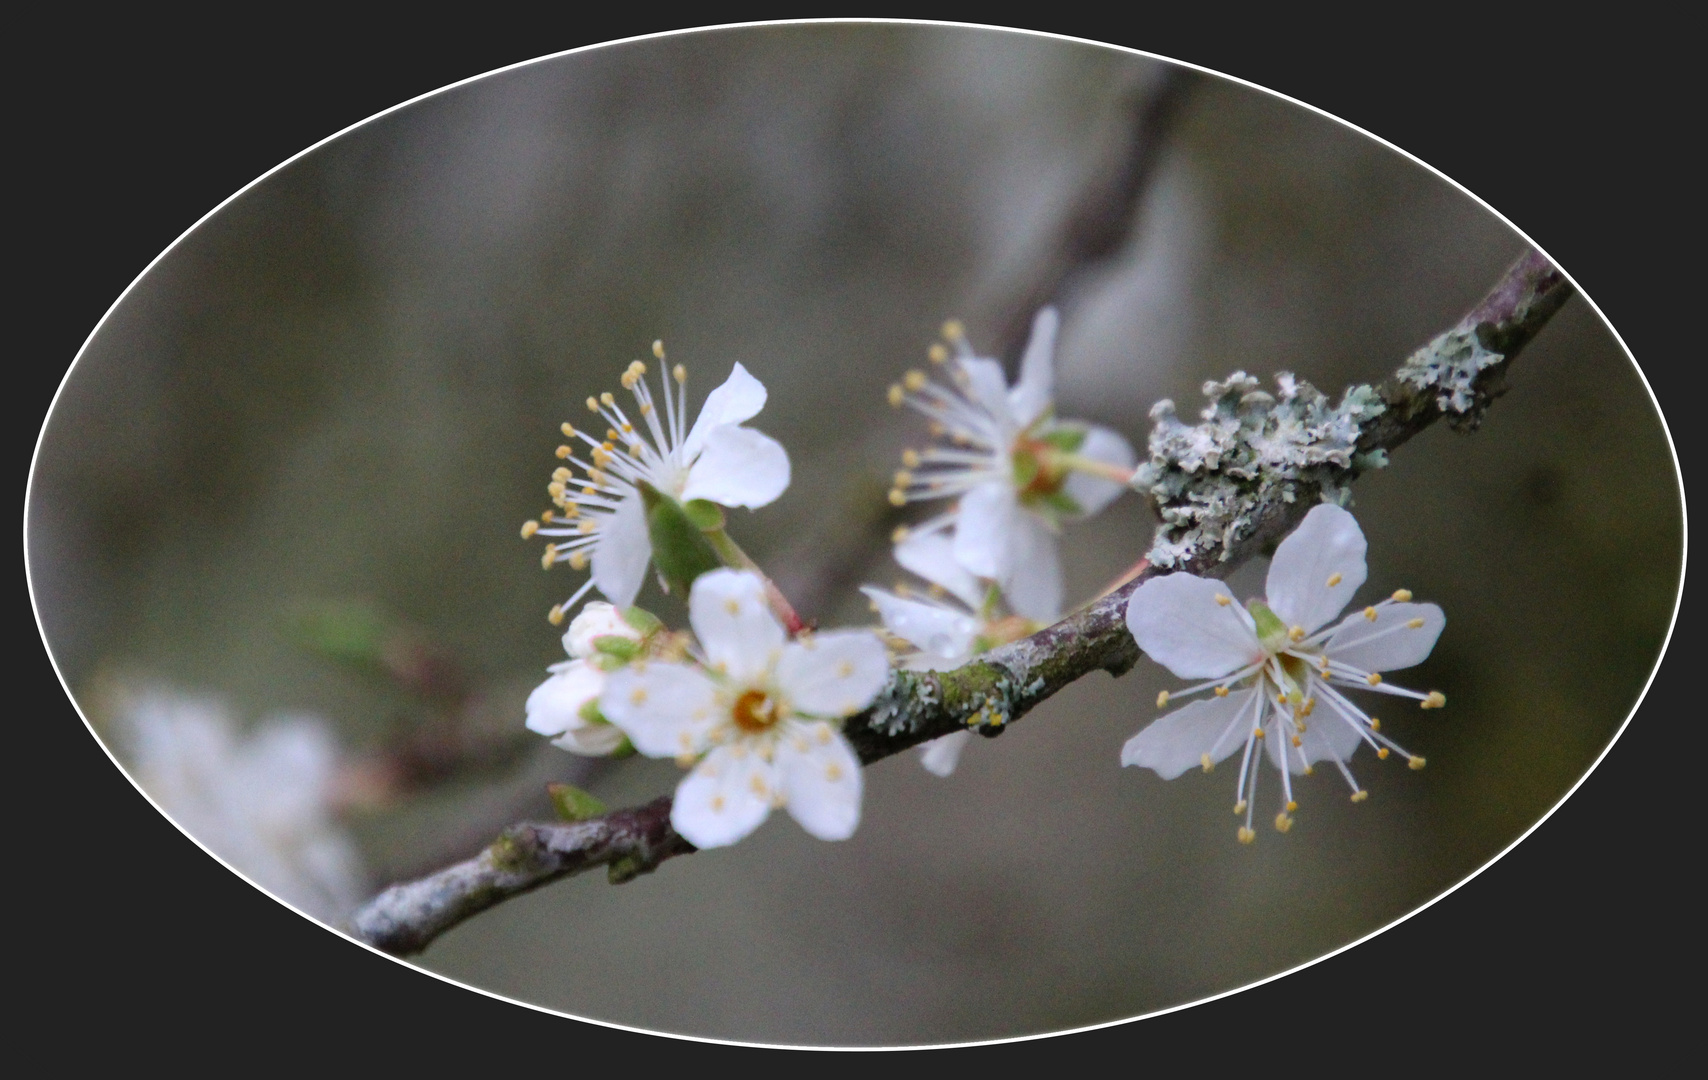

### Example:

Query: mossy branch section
xmin=349 ymin=249 xmax=1571 ymax=956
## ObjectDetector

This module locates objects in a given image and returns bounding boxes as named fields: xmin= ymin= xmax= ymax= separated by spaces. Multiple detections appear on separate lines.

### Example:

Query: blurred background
xmin=26 ymin=23 xmax=1681 ymax=1045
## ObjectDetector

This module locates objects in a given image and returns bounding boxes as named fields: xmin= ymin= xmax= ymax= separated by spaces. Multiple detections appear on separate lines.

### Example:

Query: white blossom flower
xmin=1121 ymin=504 xmax=1446 ymax=842
xmin=523 ymin=349 xmax=791 ymax=623
xmin=885 ymin=308 xmax=1135 ymax=621
xmin=118 ymin=686 xmax=366 ymax=920
xmin=861 ymin=530 xmax=1038 ymax=776
xmin=600 ymin=569 xmax=890 ymax=849
xmin=526 ymin=601 xmax=647 ymax=756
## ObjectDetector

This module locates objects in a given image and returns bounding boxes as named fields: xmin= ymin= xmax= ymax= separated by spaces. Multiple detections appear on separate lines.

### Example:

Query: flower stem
xmin=704 ymin=527 xmax=808 ymax=635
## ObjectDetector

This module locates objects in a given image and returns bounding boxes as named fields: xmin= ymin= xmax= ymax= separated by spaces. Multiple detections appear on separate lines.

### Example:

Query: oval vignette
xmin=25 ymin=19 xmax=1686 ymax=1053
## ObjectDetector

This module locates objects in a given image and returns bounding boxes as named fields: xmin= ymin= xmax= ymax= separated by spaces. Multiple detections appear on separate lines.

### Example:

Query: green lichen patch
xmin=1397 ymin=326 xmax=1504 ymax=417
xmin=1131 ymin=372 xmax=1386 ymax=569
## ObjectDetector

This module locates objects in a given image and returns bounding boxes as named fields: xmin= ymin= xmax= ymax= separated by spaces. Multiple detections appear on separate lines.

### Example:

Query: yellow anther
xmin=894 ymin=583 xmax=912 ymax=598
xmin=560 ymin=422 xmax=576 ymax=438
xmin=568 ymin=550 xmax=587 ymax=570
xmin=928 ymin=420 xmax=946 ymax=436
xmin=825 ymin=763 xmax=843 ymax=782
xmin=621 ymin=422 xmax=634 ymax=434
xmin=1326 ymin=572 xmax=1342 ymax=587
xmin=652 ymin=340 xmax=666 ymax=360
xmin=1286 ymin=800 xmax=1298 ymax=813
xmin=942 ymin=319 xmax=965 ymax=340
xmin=1304 ymin=765 xmax=1314 ymax=775
xmin=1392 ymin=589 xmax=1412 ymax=602
xmin=1408 ymin=755 xmax=1427 ymax=770
xmin=836 ymin=661 xmax=854 ymax=678
xmin=1301 ymin=697 xmax=1315 ymax=716
xmin=630 ymin=687 xmax=648 ymax=705
xmin=724 ymin=599 xmax=741 ymax=615
xmin=1366 ymin=672 xmax=1383 ymax=686
xmin=639 ymin=402 xmax=653 ymax=416
xmin=1369 ymin=717 xmax=1381 ymax=731
xmin=1234 ymin=800 xmax=1248 ymax=814
xmin=580 ymin=484 xmax=597 ymax=496
xmin=520 ymin=520 xmax=539 ymax=539
xmin=1364 ymin=606 xmax=1378 ymax=621
xmin=1351 ymin=790 xmax=1369 ymax=803
xmin=901 ymin=448 xmax=921 ymax=468
xmin=1274 ymin=813 xmax=1293 ymax=833
xmin=1288 ymin=625 xmax=1306 ymax=642
xmin=578 ymin=520 xmax=596 ymax=535
xmin=927 ymin=583 xmax=946 ymax=598
xmin=928 ymin=343 xmax=949 ymax=364
xmin=1200 ymin=753 xmax=1213 ymax=773
xmin=542 ymin=509 xmax=556 ymax=522
xmin=620 ymin=371 xmax=637 ymax=390
xmin=903 ymin=370 xmax=927 ymax=392
xmin=868 ymin=599 xmax=881 ymax=612
xmin=1157 ymin=690 xmax=1170 ymax=708
xmin=552 ymin=466 xmax=571 ymax=482
xmin=1238 ymin=826 xmax=1256 ymax=845
xmin=1215 ymin=594 xmax=1232 ymax=607
xmin=1214 ymin=686 xmax=1229 ymax=697
xmin=600 ymin=392 xmax=615 ymax=406
xmin=555 ymin=445 xmax=572 ymax=459
xmin=888 ymin=489 xmax=907 ymax=506
xmin=709 ymin=795 xmax=725 ymax=812
xmin=894 ymin=470 xmax=913 ymax=486
xmin=631 ymin=359 xmax=648 ymax=376
xmin=887 ymin=384 xmax=904 ymax=407
xmin=1407 ymin=618 xmax=1425 ymax=629
xmin=1377 ymin=747 xmax=1390 ymax=760
xmin=541 ymin=544 xmax=557 ymax=569
xmin=548 ymin=604 xmax=566 ymax=626
xmin=1291 ymin=736 xmax=1302 ymax=747
xmin=1423 ymin=691 xmax=1446 ymax=709
xmin=1253 ymin=727 xmax=1265 ymax=739
xmin=817 ymin=725 xmax=832 ymax=744
xmin=585 ymin=396 xmax=600 ymax=413
xmin=891 ymin=526 xmax=911 ymax=544
xmin=673 ymin=363 xmax=686 ymax=383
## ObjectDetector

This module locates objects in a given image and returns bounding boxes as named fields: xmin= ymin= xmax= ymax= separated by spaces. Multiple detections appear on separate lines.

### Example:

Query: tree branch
xmin=351 ymin=250 xmax=1571 ymax=957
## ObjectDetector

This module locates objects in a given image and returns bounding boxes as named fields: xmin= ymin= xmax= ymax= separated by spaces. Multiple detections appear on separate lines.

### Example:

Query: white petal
xmin=552 ymin=723 xmax=627 ymax=757
xmin=957 ymin=357 xmax=1018 ymax=433
xmin=918 ymin=730 xmax=972 ymax=777
xmin=681 ymin=361 xmax=768 ymax=461
xmin=1265 ymin=503 xmax=1368 ymax=634
xmin=1122 ymin=689 xmax=1258 ymax=779
xmin=1000 ymin=511 xmax=1063 ymax=623
xmin=599 ymin=664 xmax=721 ymax=759
xmin=591 ymin=494 xmax=651 ymax=610
xmin=1125 ymin=573 xmax=1261 ymax=679
xmin=777 ymin=721 xmax=863 ymax=841
xmin=1007 ymin=306 xmax=1058 ymax=428
xmin=775 ymin=630 xmax=891 ymax=716
xmin=1060 ymin=424 xmax=1135 ymax=518
xmin=563 ymin=601 xmax=640 ymax=658
xmin=671 ymin=744 xmax=776 ymax=849
xmin=525 ymin=660 xmax=607 ymax=737
xmin=894 ymin=530 xmax=985 ymax=609
xmin=688 ymin=568 xmax=786 ymax=683
xmin=1323 ymin=602 xmax=1445 ymax=673
xmin=1266 ymin=696 xmax=1363 ymax=774
xmin=680 ymin=425 xmax=791 ymax=508
xmin=861 ymin=587 xmax=979 ymax=665
xmin=953 ymin=481 xmax=1016 ymax=580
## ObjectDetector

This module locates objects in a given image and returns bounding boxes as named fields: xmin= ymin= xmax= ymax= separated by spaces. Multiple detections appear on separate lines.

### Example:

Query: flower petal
xmin=1323 ymin=602 xmax=1445 ymax=673
xmin=1124 ymin=573 xmax=1260 ymax=679
xmin=894 ymin=530 xmax=985 ymax=609
xmin=680 ymin=424 xmax=791 ymax=508
xmin=776 ymin=630 xmax=891 ymax=716
xmin=862 ymin=587 xmax=980 ymax=665
xmin=1007 ymin=306 xmax=1058 ymax=428
xmin=599 ymin=663 xmax=720 ymax=759
xmin=777 ymin=721 xmax=863 ymax=841
xmin=957 ymin=357 xmax=1018 ymax=434
xmin=1060 ymin=424 xmax=1135 ymax=518
xmin=671 ymin=743 xmax=776 ymax=849
xmin=1265 ymin=503 xmax=1367 ymax=633
xmin=918 ymin=730 xmax=972 ymax=777
xmin=1000 ymin=510 xmax=1063 ymax=623
xmin=681 ymin=361 xmax=768 ymax=461
xmin=591 ymin=493 xmax=651 ymax=610
xmin=1267 ymin=693 xmax=1364 ymax=774
xmin=525 ymin=660 xmax=606 ymax=737
xmin=953 ymin=480 xmax=1016 ymax=580
xmin=1122 ymin=689 xmax=1258 ymax=779
xmin=688 ymin=568 xmax=786 ymax=683
xmin=563 ymin=601 xmax=640 ymax=659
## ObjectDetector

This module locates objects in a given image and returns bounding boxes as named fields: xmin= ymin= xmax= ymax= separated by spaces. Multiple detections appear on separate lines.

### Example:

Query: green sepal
xmin=593 ymin=636 xmax=641 ymax=662
xmin=621 ymin=606 xmax=663 ymax=636
xmin=1028 ymin=489 xmax=1083 ymax=519
xmin=576 ymin=697 xmax=608 ymax=725
xmin=1010 ymin=445 xmax=1041 ymax=489
xmin=639 ymin=481 xmax=723 ymax=595
xmin=1246 ymin=599 xmax=1288 ymax=652
xmin=546 ymin=782 xmax=608 ymax=822
xmin=286 ymin=600 xmax=389 ymax=665
xmin=682 ymin=498 xmax=726 ymax=531
xmin=1038 ymin=425 xmax=1088 ymax=453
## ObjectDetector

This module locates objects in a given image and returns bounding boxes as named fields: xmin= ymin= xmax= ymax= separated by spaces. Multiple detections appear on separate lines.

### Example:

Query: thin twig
xmin=350 ymin=250 xmax=1572 ymax=955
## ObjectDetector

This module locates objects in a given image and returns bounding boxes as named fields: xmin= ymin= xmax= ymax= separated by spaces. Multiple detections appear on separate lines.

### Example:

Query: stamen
xmin=548 ymin=604 xmax=565 ymax=626
xmin=541 ymin=544 xmax=557 ymax=570
xmin=1351 ymin=790 xmax=1368 ymax=802
xmin=1326 ymin=572 xmax=1342 ymax=587
xmin=561 ymin=422 xmax=576 ymax=438
xmin=1157 ymin=690 xmax=1170 ymax=708
xmin=1366 ymin=673 xmax=1383 ymax=686
xmin=1289 ymin=625 xmax=1306 ymax=642
xmin=520 ymin=520 xmax=539 ymax=539
xmin=1391 ymin=589 xmax=1412 ymax=602
xmin=901 ymin=449 xmax=921 ymax=468
xmin=1215 ymin=686 xmax=1229 ymax=697
xmin=1422 ymin=691 xmax=1446 ymax=709
xmin=928 ymin=343 xmax=948 ymax=364
xmin=586 ymin=396 xmax=599 ymax=412
xmin=1201 ymin=753 xmax=1213 ymax=773
xmin=887 ymin=384 xmax=904 ymax=407
xmin=904 ymin=370 xmax=927 ymax=391
xmin=1407 ymin=617 xmax=1425 ymax=629
xmin=1238 ymin=826 xmax=1256 ymax=844
xmin=1215 ymin=594 xmax=1232 ymax=607
xmin=891 ymin=526 xmax=911 ymax=543
xmin=652 ymin=341 xmax=665 ymax=360
xmin=1408 ymin=755 xmax=1427 ymax=770
xmin=1364 ymin=606 xmax=1378 ymax=621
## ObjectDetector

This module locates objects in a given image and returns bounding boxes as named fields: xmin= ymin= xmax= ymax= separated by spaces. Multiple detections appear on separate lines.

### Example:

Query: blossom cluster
xmin=518 ymin=314 xmax=1447 ymax=851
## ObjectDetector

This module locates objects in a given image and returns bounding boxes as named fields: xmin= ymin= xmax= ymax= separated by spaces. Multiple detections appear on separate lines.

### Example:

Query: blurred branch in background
xmin=351 ymin=249 xmax=1571 ymax=955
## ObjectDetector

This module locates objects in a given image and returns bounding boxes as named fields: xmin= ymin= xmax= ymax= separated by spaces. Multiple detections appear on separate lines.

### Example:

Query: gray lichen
xmin=1131 ymin=372 xmax=1386 ymax=569
xmin=1397 ymin=326 xmax=1504 ymax=415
